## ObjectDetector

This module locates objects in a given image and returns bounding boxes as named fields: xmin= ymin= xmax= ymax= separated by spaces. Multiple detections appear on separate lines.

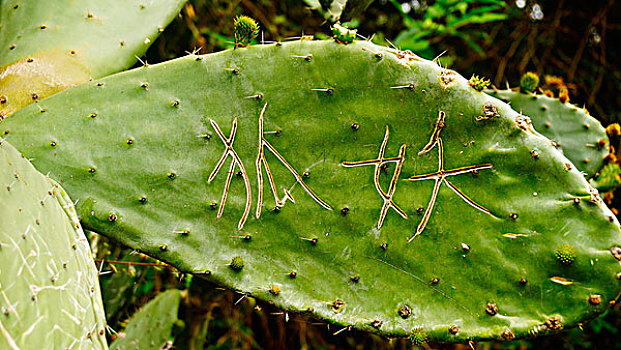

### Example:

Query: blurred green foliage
xmin=391 ymin=0 xmax=508 ymax=57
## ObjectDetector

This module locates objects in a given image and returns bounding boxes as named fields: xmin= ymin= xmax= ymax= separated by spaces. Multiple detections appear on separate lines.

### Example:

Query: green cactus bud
xmin=520 ymin=72 xmax=540 ymax=93
xmin=234 ymin=15 xmax=260 ymax=48
xmin=230 ymin=255 xmax=245 ymax=271
xmin=332 ymin=23 xmax=357 ymax=44
xmin=468 ymin=74 xmax=490 ymax=92
xmin=555 ymin=244 xmax=577 ymax=265
xmin=409 ymin=328 xmax=428 ymax=346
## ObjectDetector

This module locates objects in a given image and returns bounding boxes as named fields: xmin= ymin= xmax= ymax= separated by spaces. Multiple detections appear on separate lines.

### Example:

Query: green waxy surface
xmin=110 ymin=289 xmax=181 ymax=350
xmin=0 ymin=140 xmax=107 ymax=349
xmin=2 ymin=40 xmax=621 ymax=342
xmin=486 ymin=89 xmax=609 ymax=178
xmin=0 ymin=0 xmax=186 ymax=115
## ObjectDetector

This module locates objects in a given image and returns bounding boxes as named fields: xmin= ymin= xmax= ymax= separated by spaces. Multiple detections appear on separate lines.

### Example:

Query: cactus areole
xmin=2 ymin=40 xmax=620 ymax=342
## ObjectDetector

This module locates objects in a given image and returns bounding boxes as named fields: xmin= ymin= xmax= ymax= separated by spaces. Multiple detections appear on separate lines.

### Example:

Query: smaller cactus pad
xmin=0 ymin=139 xmax=107 ymax=349
xmin=486 ymin=89 xmax=609 ymax=177
xmin=110 ymin=289 xmax=181 ymax=350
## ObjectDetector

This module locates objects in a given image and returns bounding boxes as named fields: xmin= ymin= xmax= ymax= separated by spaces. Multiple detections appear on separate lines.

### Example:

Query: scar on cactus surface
xmin=0 ymin=0 xmax=187 ymax=116
xmin=2 ymin=39 xmax=620 ymax=343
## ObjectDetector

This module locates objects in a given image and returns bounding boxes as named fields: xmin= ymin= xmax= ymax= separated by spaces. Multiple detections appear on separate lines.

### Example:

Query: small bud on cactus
xmin=520 ymin=72 xmax=540 ymax=93
xmin=234 ymin=15 xmax=259 ymax=48
xmin=269 ymin=285 xmax=281 ymax=295
xmin=409 ymin=328 xmax=428 ymax=346
xmin=606 ymin=123 xmax=621 ymax=137
xmin=558 ymin=86 xmax=570 ymax=103
xmin=229 ymin=255 xmax=245 ymax=271
xmin=468 ymin=74 xmax=490 ymax=92
xmin=331 ymin=23 xmax=356 ymax=44
xmin=555 ymin=244 xmax=577 ymax=265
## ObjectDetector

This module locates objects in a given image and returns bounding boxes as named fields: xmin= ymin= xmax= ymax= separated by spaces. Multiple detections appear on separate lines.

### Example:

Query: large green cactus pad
xmin=0 ymin=0 xmax=186 ymax=115
xmin=486 ymin=89 xmax=608 ymax=178
xmin=2 ymin=40 xmax=620 ymax=342
xmin=0 ymin=140 xmax=107 ymax=349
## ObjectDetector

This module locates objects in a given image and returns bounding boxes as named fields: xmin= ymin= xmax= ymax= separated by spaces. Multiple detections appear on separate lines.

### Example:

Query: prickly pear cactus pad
xmin=2 ymin=40 xmax=621 ymax=342
xmin=0 ymin=140 xmax=107 ymax=349
xmin=110 ymin=289 xmax=181 ymax=350
xmin=0 ymin=0 xmax=187 ymax=116
xmin=590 ymin=163 xmax=621 ymax=193
xmin=486 ymin=89 xmax=609 ymax=178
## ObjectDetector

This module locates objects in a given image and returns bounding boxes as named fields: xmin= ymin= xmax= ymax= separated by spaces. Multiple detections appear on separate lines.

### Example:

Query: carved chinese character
xmin=341 ymin=126 xmax=408 ymax=228
xmin=408 ymin=111 xmax=493 ymax=241
xmin=255 ymin=103 xmax=331 ymax=218
xmin=208 ymin=118 xmax=252 ymax=230
xmin=209 ymin=103 xmax=332 ymax=230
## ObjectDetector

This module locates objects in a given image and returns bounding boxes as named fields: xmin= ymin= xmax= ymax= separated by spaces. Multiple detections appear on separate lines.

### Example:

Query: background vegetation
xmin=97 ymin=1 xmax=621 ymax=348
